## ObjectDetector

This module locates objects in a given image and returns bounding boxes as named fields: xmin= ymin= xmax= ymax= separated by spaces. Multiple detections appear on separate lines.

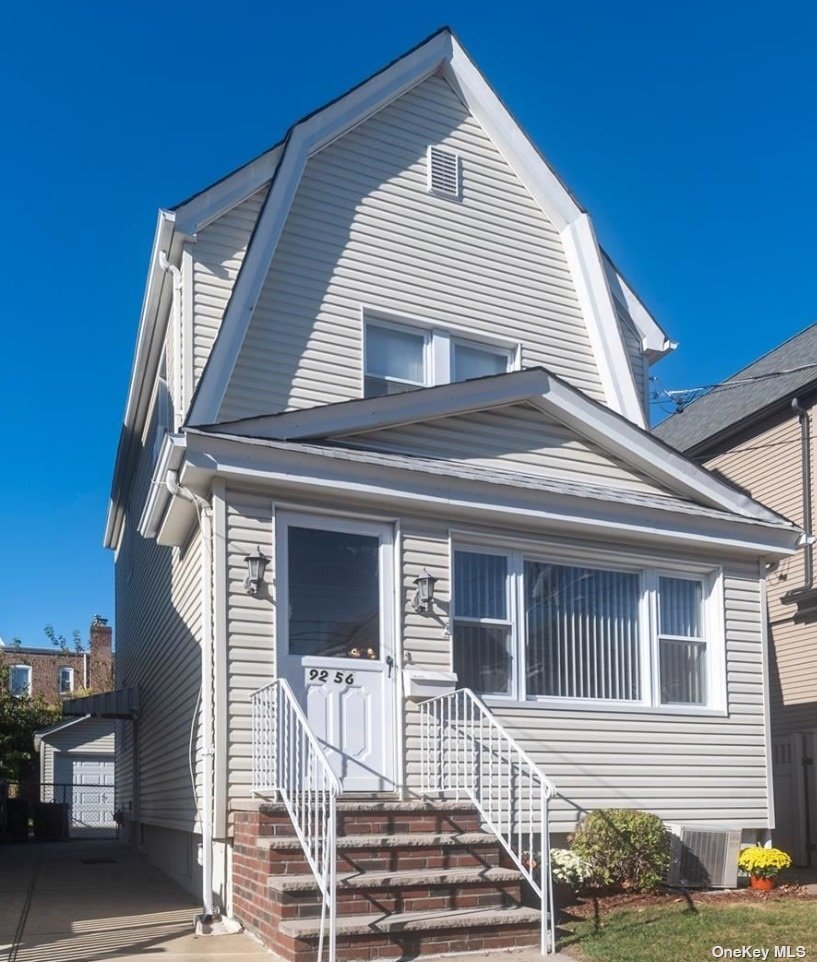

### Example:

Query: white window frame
xmin=9 ymin=665 xmax=32 ymax=698
xmin=449 ymin=535 xmax=727 ymax=716
xmin=361 ymin=308 xmax=519 ymax=398
xmin=58 ymin=666 xmax=75 ymax=695
xmin=451 ymin=545 xmax=518 ymax=701
xmin=362 ymin=316 xmax=432 ymax=397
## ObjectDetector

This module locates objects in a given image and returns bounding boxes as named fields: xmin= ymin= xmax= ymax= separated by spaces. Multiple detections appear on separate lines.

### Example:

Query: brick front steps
xmin=232 ymin=799 xmax=542 ymax=961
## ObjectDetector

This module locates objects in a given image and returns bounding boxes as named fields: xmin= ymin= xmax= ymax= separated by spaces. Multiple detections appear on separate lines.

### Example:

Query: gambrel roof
xmin=106 ymin=27 xmax=673 ymax=548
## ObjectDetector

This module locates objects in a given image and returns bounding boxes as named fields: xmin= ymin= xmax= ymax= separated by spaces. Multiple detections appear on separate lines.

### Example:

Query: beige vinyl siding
xmin=615 ymin=303 xmax=648 ymax=415
xmin=220 ymin=72 xmax=604 ymax=421
xmin=114 ymin=406 xmax=204 ymax=832
xmin=343 ymin=402 xmax=671 ymax=495
xmin=41 ymin=718 xmax=115 ymax=800
xmin=222 ymin=493 xmax=771 ymax=829
xmin=190 ymin=186 xmax=269 ymax=391
xmin=704 ymin=413 xmax=814 ymax=738
xmin=401 ymin=521 xmax=772 ymax=832
xmin=224 ymin=490 xmax=275 ymax=804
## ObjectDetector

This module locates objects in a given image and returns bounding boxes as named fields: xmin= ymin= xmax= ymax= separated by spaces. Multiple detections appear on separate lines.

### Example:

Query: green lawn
xmin=560 ymin=899 xmax=816 ymax=962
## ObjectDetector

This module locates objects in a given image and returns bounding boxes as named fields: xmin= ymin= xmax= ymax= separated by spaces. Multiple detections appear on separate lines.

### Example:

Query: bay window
xmin=451 ymin=546 xmax=722 ymax=711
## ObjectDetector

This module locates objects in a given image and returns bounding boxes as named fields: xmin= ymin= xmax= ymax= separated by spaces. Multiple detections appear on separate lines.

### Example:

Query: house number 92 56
xmin=307 ymin=669 xmax=355 ymax=685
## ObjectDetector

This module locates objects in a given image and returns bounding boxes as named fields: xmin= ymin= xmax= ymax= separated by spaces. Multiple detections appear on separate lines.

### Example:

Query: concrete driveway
xmin=0 ymin=838 xmax=268 ymax=961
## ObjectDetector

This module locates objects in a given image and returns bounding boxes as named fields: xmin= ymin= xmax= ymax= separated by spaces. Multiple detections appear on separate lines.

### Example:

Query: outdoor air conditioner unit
xmin=665 ymin=824 xmax=742 ymax=889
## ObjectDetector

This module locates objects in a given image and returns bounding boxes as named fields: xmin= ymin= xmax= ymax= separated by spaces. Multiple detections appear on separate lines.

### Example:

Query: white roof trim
xmin=155 ymin=431 xmax=798 ymax=557
xmin=173 ymin=144 xmax=285 ymax=236
xmin=603 ymin=253 xmax=675 ymax=358
xmin=188 ymin=30 xmax=645 ymax=428
xmin=34 ymin=714 xmax=88 ymax=750
xmin=196 ymin=368 xmax=786 ymax=526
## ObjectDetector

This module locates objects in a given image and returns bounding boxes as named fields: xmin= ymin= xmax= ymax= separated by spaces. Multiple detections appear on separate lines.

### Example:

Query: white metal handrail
xmin=420 ymin=687 xmax=557 ymax=954
xmin=252 ymin=679 xmax=340 ymax=962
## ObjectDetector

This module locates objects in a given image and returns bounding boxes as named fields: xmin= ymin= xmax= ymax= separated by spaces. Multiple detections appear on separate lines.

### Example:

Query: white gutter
xmin=165 ymin=470 xmax=215 ymax=923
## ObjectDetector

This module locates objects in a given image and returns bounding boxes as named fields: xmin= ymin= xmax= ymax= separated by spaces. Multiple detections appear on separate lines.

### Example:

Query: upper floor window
xmin=9 ymin=665 xmax=31 ymax=698
xmin=364 ymin=323 xmax=428 ymax=397
xmin=58 ymin=666 xmax=74 ymax=695
xmin=363 ymin=315 xmax=515 ymax=398
xmin=450 ymin=546 xmax=722 ymax=712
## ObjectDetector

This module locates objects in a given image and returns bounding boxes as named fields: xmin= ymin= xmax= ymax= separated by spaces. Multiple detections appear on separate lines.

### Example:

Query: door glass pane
xmin=365 ymin=325 xmax=426 ymax=384
xmin=288 ymin=527 xmax=380 ymax=659
xmin=453 ymin=624 xmax=512 ymax=695
xmin=659 ymin=577 xmax=703 ymax=637
xmin=453 ymin=551 xmax=507 ymax=619
xmin=452 ymin=342 xmax=508 ymax=382
xmin=524 ymin=561 xmax=641 ymax=700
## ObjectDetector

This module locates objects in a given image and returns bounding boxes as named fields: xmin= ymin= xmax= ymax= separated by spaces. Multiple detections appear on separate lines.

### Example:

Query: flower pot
xmin=750 ymin=875 xmax=775 ymax=891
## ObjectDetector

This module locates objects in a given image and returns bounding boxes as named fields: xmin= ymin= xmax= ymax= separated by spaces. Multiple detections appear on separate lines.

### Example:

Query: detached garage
xmin=35 ymin=716 xmax=116 ymax=838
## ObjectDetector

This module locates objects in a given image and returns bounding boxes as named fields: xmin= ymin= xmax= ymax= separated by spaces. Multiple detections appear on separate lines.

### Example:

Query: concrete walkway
xmin=0 ymin=838 xmax=267 ymax=961
xmin=0 ymin=838 xmax=573 ymax=962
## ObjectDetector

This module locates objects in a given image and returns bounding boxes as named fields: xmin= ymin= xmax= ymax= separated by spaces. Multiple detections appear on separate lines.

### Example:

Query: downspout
xmin=166 ymin=470 xmax=215 ymax=923
xmin=792 ymin=398 xmax=813 ymax=589
xmin=83 ymin=651 xmax=88 ymax=689
xmin=158 ymin=251 xmax=183 ymax=425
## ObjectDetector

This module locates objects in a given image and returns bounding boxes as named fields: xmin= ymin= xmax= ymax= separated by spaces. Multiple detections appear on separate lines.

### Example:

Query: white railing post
xmin=251 ymin=680 xmax=340 ymax=962
xmin=418 ymin=688 xmax=557 ymax=955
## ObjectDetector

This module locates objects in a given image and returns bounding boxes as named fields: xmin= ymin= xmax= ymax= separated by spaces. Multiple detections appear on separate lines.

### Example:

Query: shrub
xmin=550 ymin=848 xmax=594 ymax=888
xmin=570 ymin=808 xmax=671 ymax=892
xmin=737 ymin=846 xmax=792 ymax=879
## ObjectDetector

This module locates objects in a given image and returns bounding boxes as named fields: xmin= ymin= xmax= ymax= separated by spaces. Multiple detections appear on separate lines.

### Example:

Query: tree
xmin=44 ymin=624 xmax=83 ymax=653
xmin=0 ymin=665 xmax=60 ymax=785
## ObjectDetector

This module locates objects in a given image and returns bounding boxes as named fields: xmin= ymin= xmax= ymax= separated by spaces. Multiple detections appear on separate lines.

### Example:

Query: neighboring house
xmin=34 ymin=716 xmax=117 ymax=838
xmin=79 ymin=29 xmax=801 ymax=958
xmin=656 ymin=322 xmax=817 ymax=868
xmin=0 ymin=616 xmax=113 ymax=705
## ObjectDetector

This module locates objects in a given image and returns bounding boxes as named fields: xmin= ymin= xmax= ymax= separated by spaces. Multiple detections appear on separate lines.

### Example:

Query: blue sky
xmin=1 ymin=1 xmax=815 ymax=648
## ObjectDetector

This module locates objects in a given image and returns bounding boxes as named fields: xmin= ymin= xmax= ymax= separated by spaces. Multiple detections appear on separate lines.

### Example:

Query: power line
xmin=650 ymin=361 xmax=817 ymax=414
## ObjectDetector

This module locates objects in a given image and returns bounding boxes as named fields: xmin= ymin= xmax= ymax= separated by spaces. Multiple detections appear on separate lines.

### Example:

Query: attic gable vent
xmin=427 ymin=145 xmax=460 ymax=197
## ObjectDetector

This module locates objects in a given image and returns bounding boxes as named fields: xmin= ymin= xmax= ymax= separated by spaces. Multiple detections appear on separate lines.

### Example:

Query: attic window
xmin=427 ymin=146 xmax=460 ymax=197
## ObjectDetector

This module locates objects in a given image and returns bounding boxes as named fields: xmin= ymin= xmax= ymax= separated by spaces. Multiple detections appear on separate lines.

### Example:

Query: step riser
xmin=254 ymin=844 xmax=502 ymax=875
xmin=276 ymin=881 xmax=524 ymax=918
xmin=237 ymin=812 xmax=484 ymax=838
xmin=278 ymin=926 xmax=542 ymax=962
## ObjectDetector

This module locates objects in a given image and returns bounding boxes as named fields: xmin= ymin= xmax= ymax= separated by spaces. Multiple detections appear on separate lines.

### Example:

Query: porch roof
xmin=189 ymin=430 xmax=796 ymax=532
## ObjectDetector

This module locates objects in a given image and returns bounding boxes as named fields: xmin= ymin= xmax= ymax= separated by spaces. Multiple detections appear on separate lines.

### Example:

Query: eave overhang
xmin=145 ymin=427 xmax=800 ymax=559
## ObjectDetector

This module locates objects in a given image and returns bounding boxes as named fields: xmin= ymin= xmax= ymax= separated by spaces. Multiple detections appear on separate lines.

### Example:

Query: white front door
xmin=278 ymin=513 xmax=396 ymax=793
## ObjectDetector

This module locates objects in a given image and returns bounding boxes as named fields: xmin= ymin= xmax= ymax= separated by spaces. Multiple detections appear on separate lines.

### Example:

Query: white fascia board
xmin=138 ymin=433 xmax=187 ymax=540
xmin=104 ymin=210 xmax=180 ymax=549
xmin=561 ymin=215 xmax=645 ymax=426
xmin=188 ymin=32 xmax=452 ymax=426
xmin=203 ymin=368 xmax=549 ymax=438
xmin=173 ymin=144 xmax=284 ymax=237
xmin=441 ymin=39 xmax=579 ymax=231
xmin=34 ymin=715 xmax=87 ymax=749
xmin=167 ymin=432 xmax=799 ymax=557
xmin=602 ymin=253 xmax=675 ymax=358
xmin=533 ymin=377 xmax=787 ymax=525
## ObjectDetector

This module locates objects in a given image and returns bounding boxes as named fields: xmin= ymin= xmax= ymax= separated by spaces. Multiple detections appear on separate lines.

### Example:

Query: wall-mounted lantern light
xmin=244 ymin=547 xmax=269 ymax=596
xmin=412 ymin=569 xmax=438 ymax=612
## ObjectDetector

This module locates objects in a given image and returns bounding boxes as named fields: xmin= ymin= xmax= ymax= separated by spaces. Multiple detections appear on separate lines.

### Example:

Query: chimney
xmin=90 ymin=615 xmax=112 ymax=654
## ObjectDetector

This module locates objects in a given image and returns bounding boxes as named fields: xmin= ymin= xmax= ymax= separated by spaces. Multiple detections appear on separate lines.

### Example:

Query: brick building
xmin=0 ymin=616 xmax=113 ymax=706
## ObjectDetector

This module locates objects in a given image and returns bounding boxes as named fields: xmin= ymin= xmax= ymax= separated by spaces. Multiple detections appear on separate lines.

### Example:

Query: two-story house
xmin=656 ymin=322 xmax=817 ymax=871
xmin=82 ymin=29 xmax=801 ymax=959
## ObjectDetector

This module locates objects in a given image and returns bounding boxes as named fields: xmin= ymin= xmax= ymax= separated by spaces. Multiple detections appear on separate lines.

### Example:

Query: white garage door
xmin=54 ymin=754 xmax=116 ymax=838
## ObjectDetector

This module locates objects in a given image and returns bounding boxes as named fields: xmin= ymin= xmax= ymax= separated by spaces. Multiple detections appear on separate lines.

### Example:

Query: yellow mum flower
xmin=737 ymin=846 xmax=792 ymax=879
